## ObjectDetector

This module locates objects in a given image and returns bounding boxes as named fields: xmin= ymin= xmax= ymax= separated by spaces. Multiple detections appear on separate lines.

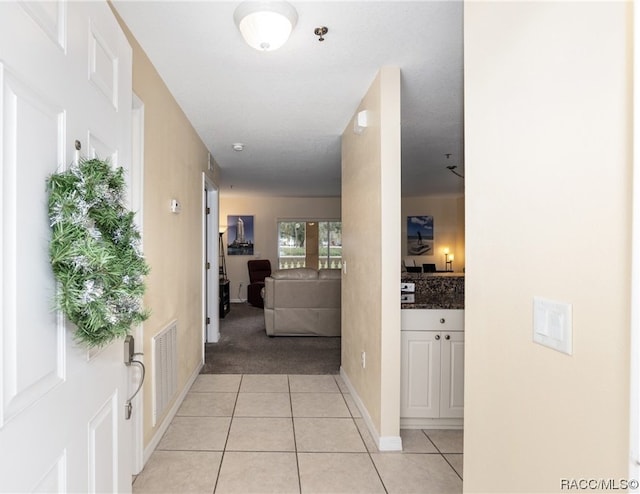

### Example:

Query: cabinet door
xmin=440 ymin=332 xmax=465 ymax=418
xmin=401 ymin=332 xmax=441 ymax=418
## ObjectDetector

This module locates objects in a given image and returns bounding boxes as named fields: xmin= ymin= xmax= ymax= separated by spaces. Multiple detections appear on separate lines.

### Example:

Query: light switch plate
xmin=533 ymin=297 xmax=572 ymax=355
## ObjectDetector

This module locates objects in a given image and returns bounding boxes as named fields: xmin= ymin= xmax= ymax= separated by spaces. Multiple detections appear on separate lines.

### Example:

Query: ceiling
xmin=112 ymin=1 xmax=464 ymax=197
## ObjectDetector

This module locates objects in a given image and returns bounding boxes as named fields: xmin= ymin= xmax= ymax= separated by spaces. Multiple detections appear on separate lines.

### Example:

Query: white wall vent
xmin=152 ymin=320 xmax=177 ymax=426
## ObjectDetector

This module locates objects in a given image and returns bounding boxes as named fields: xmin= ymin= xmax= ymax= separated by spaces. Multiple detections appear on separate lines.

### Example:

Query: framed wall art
xmin=407 ymin=215 xmax=434 ymax=255
xmin=227 ymin=215 xmax=255 ymax=255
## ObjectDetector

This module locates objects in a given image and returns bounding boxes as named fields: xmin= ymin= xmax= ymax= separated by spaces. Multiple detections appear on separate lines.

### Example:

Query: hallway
xmin=133 ymin=374 xmax=463 ymax=493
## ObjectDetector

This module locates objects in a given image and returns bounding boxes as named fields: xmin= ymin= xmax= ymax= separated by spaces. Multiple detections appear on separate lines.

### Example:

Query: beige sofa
xmin=263 ymin=268 xmax=341 ymax=336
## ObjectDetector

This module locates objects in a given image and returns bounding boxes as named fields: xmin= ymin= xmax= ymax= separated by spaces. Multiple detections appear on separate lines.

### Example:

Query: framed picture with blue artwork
xmin=227 ymin=215 xmax=254 ymax=255
xmin=407 ymin=215 xmax=434 ymax=255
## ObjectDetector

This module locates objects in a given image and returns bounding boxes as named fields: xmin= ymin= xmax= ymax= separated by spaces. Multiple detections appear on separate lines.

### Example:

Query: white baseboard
xmin=143 ymin=361 xmax=203 ymax=466
xmin=379 ymin=434 xmax=403 ymax=451
xmin=339 ymin=367 xmax=403 ymax=452
xmin=401 ymin=417 xmax=464 ymax=429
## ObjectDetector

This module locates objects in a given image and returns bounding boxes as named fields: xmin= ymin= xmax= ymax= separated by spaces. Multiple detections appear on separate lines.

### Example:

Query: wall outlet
xmin=361 ymin=351 xmax=366 ymax=368
xmin=170 ymin=199 xmax=181 ymax=214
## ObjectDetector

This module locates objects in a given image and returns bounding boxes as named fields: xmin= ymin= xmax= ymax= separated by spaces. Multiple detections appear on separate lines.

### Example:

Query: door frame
xmin=630 ymin=1 xmax=640 ymax=479
xmin=629 ymin=0 xmax=640 ymax=479
xmin=203 ymin=171 xmax=220 ymax=344
xmin=130 ymin=94 xmax=145 ymax=475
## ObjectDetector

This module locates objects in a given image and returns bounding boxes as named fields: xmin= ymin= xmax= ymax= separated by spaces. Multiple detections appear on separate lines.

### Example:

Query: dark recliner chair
xmin=247 ymin=259 xmax=271 ymax=308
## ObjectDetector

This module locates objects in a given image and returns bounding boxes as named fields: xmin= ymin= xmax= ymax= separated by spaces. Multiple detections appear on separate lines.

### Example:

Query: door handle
xmin=124 ymin=336 xmax=145 ymax=420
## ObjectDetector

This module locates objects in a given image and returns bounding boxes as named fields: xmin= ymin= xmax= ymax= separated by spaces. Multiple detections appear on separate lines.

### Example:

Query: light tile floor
xmin=133 ymin=374 xmax=463 ymax=494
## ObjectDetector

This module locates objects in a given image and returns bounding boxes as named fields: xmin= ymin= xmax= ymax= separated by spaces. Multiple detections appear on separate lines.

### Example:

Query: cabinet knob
xmin=440 ymin=318 xmax=445 ymax=324
xmin=435 ymin=334 xmax=441 ymax=340
xmin=445 ymin=334 xmax=451 ymax=340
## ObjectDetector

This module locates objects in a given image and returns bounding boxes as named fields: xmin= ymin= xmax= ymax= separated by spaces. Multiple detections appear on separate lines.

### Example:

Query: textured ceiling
xmin=112 ymin=1 xmax=464 ymax=197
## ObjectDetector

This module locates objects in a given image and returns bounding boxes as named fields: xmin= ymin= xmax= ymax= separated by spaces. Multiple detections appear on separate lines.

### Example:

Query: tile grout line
xmin=288 ymin=375 xmax=303 ymax=494
xmin=334 ymin=375 xmax=390 ymax=494
xmin=421 ymin=429 xmax=463 ymax=482
xmin=364 ymin=434 xmax=389 ymax=494
xmin=211 ymin=374 xmax=243 ymax=494
xmin=441 ymin=452 xmax=463 ymax=482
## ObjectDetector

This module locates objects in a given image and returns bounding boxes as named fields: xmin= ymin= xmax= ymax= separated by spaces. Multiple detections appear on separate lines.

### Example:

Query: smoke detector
xmin=232 ymin=143 xmax=245 ymax=152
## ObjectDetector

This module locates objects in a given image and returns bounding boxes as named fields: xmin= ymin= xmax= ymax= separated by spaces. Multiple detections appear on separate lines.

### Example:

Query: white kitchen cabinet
xmin=400 ymin=309 xmax=464 ymax=427
xmin=439 ymin=331 xmax=465 ymax=418
xmin=401 ymin=331 xmax=441 ymax=417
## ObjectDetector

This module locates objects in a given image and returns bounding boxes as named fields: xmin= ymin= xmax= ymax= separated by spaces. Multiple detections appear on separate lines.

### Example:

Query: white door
xmin=0 ymin=2 xmax=134 ymax=492
xmin=440 ymin=331 xmax=465 ymax=418
xmin=400 ymin=331 xmax=441 ymax=418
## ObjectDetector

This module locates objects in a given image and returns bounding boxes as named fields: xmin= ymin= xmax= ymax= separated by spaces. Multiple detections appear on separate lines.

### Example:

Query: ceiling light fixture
xmin=232 ymin=143 xmax=245 ymax=152
xmin=234 ymin=1 xmax=298 ymax=52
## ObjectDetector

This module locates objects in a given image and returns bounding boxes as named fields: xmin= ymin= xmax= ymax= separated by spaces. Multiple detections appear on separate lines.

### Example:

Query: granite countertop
xmin=401 ymin=273 xmax=464 ymax=310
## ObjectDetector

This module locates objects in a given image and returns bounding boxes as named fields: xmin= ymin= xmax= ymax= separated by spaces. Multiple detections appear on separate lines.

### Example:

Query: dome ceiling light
xmin=234 ymin=1 xmax=298 ymax=52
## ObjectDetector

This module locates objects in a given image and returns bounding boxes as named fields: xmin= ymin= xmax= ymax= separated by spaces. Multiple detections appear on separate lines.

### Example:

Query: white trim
xmin=339 ymin=367 xmax=402 ymax=452
xmin=400 ymin=417 xmax=463 ymax=429
xmin=143 ymin=362 xmax=202 ymax=465
xmin=379 ymin=435 xmax=403 ymax=452
xmin=630 ymin=0 xmax=640 ymax=478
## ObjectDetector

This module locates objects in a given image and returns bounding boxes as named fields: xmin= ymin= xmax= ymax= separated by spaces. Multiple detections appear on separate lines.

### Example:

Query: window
xmin=318 ymin=221 xmax=342 ymax=269
xmin=278 ymin=221 xmax=306 ymax=269
xmin=278 ymin=220 xmax=342 ymax=270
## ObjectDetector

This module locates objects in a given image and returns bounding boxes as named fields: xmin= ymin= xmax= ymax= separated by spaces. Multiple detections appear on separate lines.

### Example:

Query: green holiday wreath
xmin=47 ymin=158 xmax=150 ymax=348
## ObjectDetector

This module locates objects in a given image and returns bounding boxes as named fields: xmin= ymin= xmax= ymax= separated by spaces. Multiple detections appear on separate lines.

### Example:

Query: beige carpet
xmin=202 ymin=303 xmax=341 ymax=374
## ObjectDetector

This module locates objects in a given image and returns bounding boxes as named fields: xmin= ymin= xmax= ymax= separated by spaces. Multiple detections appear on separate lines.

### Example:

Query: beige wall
xmin=402 ymin=195 xmax=465 ymax=272
xmin=219 ymin=195 xmax=340 ymax=300
xmin=113 ymin=9 xmax=219 ymax=448
xmin=342 ymin=67 xmax=402 ymax=441
xmin=464 ymin=2 xmax=631 ymax=492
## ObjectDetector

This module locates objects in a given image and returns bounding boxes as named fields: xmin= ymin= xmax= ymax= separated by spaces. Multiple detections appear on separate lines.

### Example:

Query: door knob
xmin=440 ymin=318 xmax=445 ymax=324
xmin=435 ymin=334 xmax=441 ymax=340
xmin=445 ymin=334 xmax=451 ymax=340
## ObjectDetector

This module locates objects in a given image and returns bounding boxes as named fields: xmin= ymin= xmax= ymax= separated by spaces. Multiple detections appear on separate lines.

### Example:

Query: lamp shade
xmin=234 ymin=1 xmax=298 ymax=51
